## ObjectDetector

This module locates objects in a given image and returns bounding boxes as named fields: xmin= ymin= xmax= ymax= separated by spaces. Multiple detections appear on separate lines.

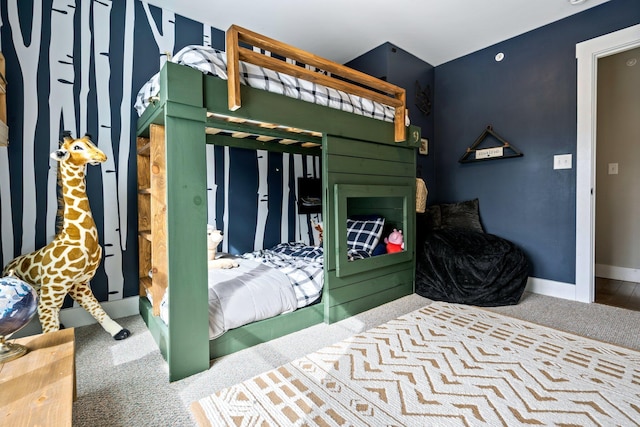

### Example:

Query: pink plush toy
xmin=384 ymin=229 xmax=404 ymax=253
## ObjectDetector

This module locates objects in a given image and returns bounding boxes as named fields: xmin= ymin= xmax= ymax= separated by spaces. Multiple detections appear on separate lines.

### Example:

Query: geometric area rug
xmin=191 ymin=301 xmax=640 ymax=426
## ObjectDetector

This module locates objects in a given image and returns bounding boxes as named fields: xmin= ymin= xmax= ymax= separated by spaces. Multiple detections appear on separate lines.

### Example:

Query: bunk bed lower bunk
xmin=136 ymin=25 xmax=421 ymax=381
xmin=147 ymin=242 xmax=324 ymax=340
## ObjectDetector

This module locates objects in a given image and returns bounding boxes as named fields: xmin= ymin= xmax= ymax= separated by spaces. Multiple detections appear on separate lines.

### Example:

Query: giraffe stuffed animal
xmin=2 ymin=133 xmax=130 ymax=340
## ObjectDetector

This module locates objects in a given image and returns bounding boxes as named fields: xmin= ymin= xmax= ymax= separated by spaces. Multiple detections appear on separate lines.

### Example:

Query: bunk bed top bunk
xmin=137 ymin=25 xmax=419 ymax=147
xmin=136 ymin=25 xmax=421 ymax=381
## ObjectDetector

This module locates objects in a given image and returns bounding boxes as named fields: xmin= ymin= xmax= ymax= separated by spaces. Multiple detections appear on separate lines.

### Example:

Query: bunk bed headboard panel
xmin=322 ymin=133 xmax=418 ymax=323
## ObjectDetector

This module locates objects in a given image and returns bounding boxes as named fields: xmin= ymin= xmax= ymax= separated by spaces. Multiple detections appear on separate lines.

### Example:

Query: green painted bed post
xmin=162 ymin=62 xmax=209 ymax=381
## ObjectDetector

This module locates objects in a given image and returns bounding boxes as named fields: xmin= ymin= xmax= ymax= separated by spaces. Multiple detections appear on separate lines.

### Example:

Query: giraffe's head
xmin=50 ymin=133 xmax=107 ymax=167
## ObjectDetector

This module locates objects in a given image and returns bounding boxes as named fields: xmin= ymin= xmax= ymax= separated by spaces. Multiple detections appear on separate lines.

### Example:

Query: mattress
xmin=148 ymin=243 xmax=324 ymax=339
xmin=134 ymin=45 xmax=399 ymax=123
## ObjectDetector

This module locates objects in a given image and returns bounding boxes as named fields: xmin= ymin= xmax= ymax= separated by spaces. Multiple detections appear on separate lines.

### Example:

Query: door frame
xmin=575 ymin=24 xmax=640 ymax=303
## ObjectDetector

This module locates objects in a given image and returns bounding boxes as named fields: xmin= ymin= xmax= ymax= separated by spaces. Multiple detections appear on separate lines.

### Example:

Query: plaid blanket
xmin=243 ymin=243 xmax=324 ymax=308
xmin=134 ymin=45 xmax=398 ymax=123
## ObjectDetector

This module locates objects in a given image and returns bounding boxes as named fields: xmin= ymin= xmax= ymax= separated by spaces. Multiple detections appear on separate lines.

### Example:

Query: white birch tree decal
xmin=281 ymin=153 xmax=290 ymax=243
xmin=204 ymin=24 xmax=217 ymax=228
xmin=206 ymin=145 xmax=217 ymax=226
xmin=47 ymin=0 xmax=77 ymax=242
xmin=293 ymin=153 xmax=307 ymax=243
xmin=307 ymin=155 xmax=321 ymax=239
xmin=0 ymin=142 xmax=12 ymax=266
xmin=254 ymin=150 xmax=268 ymax=250
xmin=0 ymin=11 xmax=14 ymax=264
xmin=203 ymin=24 xmax=212 ymax=48
xmin=78 ymin=0 xmax=90 ymax=136
xmin=222 ymin=146 xmax=230 ymax=253
xmin=8 ymin=0 xmax=42 ymax=254
xmin=142 ymin=2 xmax=175 ymax=67
xmin=117 ymin=0 xmax=135 ymax=249
xmin=93 ymin=0 xmax=124 ymax=299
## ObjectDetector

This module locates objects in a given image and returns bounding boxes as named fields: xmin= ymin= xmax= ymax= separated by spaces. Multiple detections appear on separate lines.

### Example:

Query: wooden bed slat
xmin=259 ymin=123 xmax=278 ymax=129
xmin=301 ymin=142 xmax=321 ymax=148
xmin=256 ymin=135 xmax=276 ymax=142
xmin=231 ymin=132 xmax=251 ymax=138
xmin=226 ymin=24 xmax=407 ymax=142
xmin=205 ymin=116 xmax=323 ymax=149
xmin=207 ymin=113 xmax=320 ymax=141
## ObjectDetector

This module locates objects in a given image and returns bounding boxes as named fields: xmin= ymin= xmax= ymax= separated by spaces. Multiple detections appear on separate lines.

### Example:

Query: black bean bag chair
xmin=415 ymin=199 xmax=528 ymax=306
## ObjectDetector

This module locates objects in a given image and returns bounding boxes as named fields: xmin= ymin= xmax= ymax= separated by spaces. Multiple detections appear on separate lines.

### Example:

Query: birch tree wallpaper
xmin=0 ymin=0 xmax=320 ymax=307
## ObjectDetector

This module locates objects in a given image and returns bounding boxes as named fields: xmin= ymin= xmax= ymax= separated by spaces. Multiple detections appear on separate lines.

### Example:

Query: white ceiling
xmin=145 ymin=0 xmax=610 ymax=66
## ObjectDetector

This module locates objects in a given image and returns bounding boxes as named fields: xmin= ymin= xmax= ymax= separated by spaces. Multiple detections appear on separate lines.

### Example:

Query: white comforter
xmin=149 ymin=243 xmax=324 ymax=339
xmin=206 ymin=256 xmax=297 ymax=339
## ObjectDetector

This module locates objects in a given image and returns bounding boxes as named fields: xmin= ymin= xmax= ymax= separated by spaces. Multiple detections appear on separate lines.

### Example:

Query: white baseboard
xmin=61 ymin=295 xmax=140 ymax=326
xmin=595 ymin=264 xmax=640 ymax=283
xmin=13 ymin=296 xmax=140 ymax=339
xmin=525 ymin=277 xmax=577 ymax=301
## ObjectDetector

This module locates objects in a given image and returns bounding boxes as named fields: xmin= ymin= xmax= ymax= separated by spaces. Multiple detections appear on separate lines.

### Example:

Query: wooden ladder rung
xmin=139 ymin=276 xmax=152 ymax=293
xmin=139 ymin=230 xmax=152 ymax=242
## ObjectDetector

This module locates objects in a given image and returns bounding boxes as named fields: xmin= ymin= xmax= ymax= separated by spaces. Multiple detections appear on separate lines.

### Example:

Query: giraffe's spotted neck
xmin=57 ymin=160 xmax=98 ymax=244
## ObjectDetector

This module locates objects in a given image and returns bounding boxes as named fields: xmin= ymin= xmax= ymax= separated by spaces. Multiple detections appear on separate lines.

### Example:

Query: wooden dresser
xmin=0 ymin=328 xmax=76 ymax=426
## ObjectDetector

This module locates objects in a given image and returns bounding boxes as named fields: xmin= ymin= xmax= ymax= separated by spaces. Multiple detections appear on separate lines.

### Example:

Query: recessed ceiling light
xmin=627 ymin=58 xmax=637 ymax=67
xmin=495 ymin=52 xmax=505 ymax=62
xmin=569 ymin=0 xmax=587 ymax=5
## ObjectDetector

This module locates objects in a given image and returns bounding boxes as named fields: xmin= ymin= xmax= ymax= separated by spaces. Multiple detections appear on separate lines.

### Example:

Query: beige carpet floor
xmin=191 ymin=301 xmax=640 ymax=426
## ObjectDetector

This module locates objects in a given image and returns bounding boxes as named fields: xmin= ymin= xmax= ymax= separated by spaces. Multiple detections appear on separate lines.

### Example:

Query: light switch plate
xmin=608 ymin=163 xmax=618 ymax=175
xmin=554 ymin=154 xmax=572 ymax=170
xmin=419 ymin=138 xmax=428 ymax=155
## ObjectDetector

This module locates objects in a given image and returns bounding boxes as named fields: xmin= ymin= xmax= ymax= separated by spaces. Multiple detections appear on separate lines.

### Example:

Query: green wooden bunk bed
xmin=135 ymin=25 xmax=421 ymax=381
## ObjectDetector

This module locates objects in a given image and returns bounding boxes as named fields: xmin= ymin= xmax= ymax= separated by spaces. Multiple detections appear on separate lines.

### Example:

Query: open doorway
xmin=575 ymin=24 xmax=640 ymax=304
xmin=593 ymin=46 xmax=640 ymax=311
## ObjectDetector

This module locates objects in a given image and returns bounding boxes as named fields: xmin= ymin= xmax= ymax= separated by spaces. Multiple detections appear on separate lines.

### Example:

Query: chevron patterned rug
xmin=190 ymin=301 xmax=640 ymax=426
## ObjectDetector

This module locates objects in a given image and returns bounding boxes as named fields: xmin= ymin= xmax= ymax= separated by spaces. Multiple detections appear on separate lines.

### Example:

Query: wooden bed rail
xmin=226 ymin=25 xmax=407 ymax=142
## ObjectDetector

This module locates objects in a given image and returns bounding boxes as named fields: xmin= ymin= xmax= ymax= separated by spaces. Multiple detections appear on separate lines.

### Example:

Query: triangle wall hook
xmin=459 ymin=125 xmax=523 ymax=163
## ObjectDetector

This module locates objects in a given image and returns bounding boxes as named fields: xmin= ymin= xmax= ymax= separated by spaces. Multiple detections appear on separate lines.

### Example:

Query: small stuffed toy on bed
xmin=312 ymin=220 xmax=323 ymax=246
xmin=207 ymin=225 xmax=239 ymax=269
xmin=384 ymin=229 xmax=404 ymax=254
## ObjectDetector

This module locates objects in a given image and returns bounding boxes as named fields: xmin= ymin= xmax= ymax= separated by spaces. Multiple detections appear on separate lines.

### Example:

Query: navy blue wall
xmin=346 ymin=44 xmax=435 ymax=189
xmin=434 ymin=0 xmax=640 ymax=283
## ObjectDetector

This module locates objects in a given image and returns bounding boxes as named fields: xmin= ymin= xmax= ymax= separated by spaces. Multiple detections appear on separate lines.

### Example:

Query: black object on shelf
xmin=297 ymin=177 xmax=322 ymax=214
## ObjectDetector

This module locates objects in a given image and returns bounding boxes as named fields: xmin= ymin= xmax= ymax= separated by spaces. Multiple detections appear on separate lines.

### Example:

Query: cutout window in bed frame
xmin=333 ymin=184 xmax=412 ymax=277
